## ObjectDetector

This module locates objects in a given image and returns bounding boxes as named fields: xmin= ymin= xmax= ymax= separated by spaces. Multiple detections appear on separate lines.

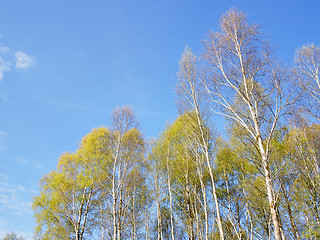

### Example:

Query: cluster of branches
xmin=33 ymin=8 xmax=320 ymax=240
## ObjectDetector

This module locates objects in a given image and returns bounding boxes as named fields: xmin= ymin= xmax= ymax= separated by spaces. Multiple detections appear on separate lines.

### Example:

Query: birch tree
xmin=107 ymin=106 xmax=146 ymax=240
xmin=33 ymin=106 xmax=147 ymax=240
xmin=176 ymin=47 xmax=224 ymax=240
xmin=202 ymin=8 xmax=292 ymax=240
xmin=33 ymin=151 xmax=100 ymax=240
xmin=148 ymin=139 xmax=166 ymax=240
xmin=151 ymin=113 xmax=208 ymax=240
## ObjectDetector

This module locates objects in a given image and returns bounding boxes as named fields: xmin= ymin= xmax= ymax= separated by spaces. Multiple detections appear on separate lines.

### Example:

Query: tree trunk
xmin=258 ymin=137 xmax=283 ymax=240
xmin=166 ymin=152 xmax=175 ymax=240
xmin=280 ymin=179 xmax=300 ymax=239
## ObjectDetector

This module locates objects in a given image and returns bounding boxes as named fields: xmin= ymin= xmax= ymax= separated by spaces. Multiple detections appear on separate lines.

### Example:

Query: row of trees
xmin=33 ymin=9 xmax=320 ymax=240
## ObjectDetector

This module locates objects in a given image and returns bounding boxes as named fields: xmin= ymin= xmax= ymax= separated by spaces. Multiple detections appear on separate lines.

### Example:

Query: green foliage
xmin=33 ymin=106 xmax=149 ymax=240
xmin=150 ymin=112 xmax=214 ymax=238
xmin=33 ymin=128 xmax=111 ymax=239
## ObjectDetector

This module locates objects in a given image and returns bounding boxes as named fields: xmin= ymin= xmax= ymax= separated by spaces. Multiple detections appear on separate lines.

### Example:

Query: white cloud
xmin=0 ymin=35 xmax=36 ymax=84
xmin=0 ymin=56 xmax=11 ymax=81
xmin=14 ymin=51 xmax=35 ymax=69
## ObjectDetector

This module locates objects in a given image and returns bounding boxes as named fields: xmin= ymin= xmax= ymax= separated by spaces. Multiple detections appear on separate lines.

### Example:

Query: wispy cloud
xmin=0 ymin=36 xmax=35 ymax=82
xmin=0 ymin=174 xmax=32 ymax=216
xmin=0 ymin=174 xmax=34 ymax=239
xmin=15 ymin=51 xmax=35 ymax=69
xmin=6 ymin=92 xmax=109 ymax=114
xmin=0 ymin=56 xmax=11 ymax=81
xmin=17 ymin=157 xmax=45 ymax=170
xmin=0 ymin=219 xmax=10 ymax=238
xmin=0 ymin=46 xmax=9 ymax=54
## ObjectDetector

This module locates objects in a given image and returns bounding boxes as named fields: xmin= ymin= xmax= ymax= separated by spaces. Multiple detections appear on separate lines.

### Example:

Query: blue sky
xmin=0 ymin=0 xmax=319 ymax=238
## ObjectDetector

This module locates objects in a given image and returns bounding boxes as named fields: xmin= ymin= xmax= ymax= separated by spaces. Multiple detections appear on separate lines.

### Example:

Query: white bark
xmin=166 ymin=153 xmax=175 ymax=240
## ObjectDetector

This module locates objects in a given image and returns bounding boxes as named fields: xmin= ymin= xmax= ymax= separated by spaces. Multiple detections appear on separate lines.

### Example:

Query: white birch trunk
xmin=166 ymin=153 xmax=175 ymax=240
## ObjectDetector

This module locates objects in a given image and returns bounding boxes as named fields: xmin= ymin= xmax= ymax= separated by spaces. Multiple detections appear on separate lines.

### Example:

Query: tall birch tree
xmin=176 ymin=47 xmax=224 ymax=240
xmin=202 ymin=8 xmax=291 ymax=240
xmin=108 ymin=106 xmax=146 ymax=240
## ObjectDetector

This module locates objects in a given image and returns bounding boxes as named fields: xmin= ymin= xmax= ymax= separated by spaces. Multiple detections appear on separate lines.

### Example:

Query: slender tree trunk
xmin=224 ymin=170 xmax=241 ymax=240
xmin=75 ymin=188 xmax=86 ymax=240
xmin=202 ymin=145 xmax=224 ymax=240
xmin=197 ymin=162 xmax=209 ymax=240
xmin=280 ymin=180 xmax=299 ymax=239
xmin=157 ymin=193 xmax=163 ymax=240
xmin=117 ymin=187 xmax=123 ymax=240
xmin=145 ymin=207 xmax=150 ymax=240
xmin=258 ymin=139 xmax=283 ymax=240
xmin=80 ymin=188 xmax=93 ymax=239
xmin=191 ymin=98 xmax=224 ymax=240
xmin=112 ymin=137 xmax=121 ymax=240
xmin=166 ymin=154 xmax=175 ymax=240
xmin=112 ymin=161 xmax=118 ymax=240
xmin=132 ymin=185 xmax=137 ymax=240
xmin=154 ymin=167 xmax=163 ymax=240
xmin=193 ymin=98 xmax=224 ymax=240
xmin=100 ymin=201 xmax=105 ymax=240
xmin=168 ymin=176 xmax=175 ymax=240
xmin=176 ymin=47 xmax=225 ymax=239
xmin=185 ymin=173 xmax=195 ymax=240
xmin=241 ymin=173 xmax=253 ymax=240
xmin=250 ymin=101 xmax=283 ymax=240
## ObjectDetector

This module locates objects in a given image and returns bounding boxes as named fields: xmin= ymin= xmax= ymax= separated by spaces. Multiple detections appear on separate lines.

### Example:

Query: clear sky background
xmin=0 ymin=0 xmax=319 ymax=238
